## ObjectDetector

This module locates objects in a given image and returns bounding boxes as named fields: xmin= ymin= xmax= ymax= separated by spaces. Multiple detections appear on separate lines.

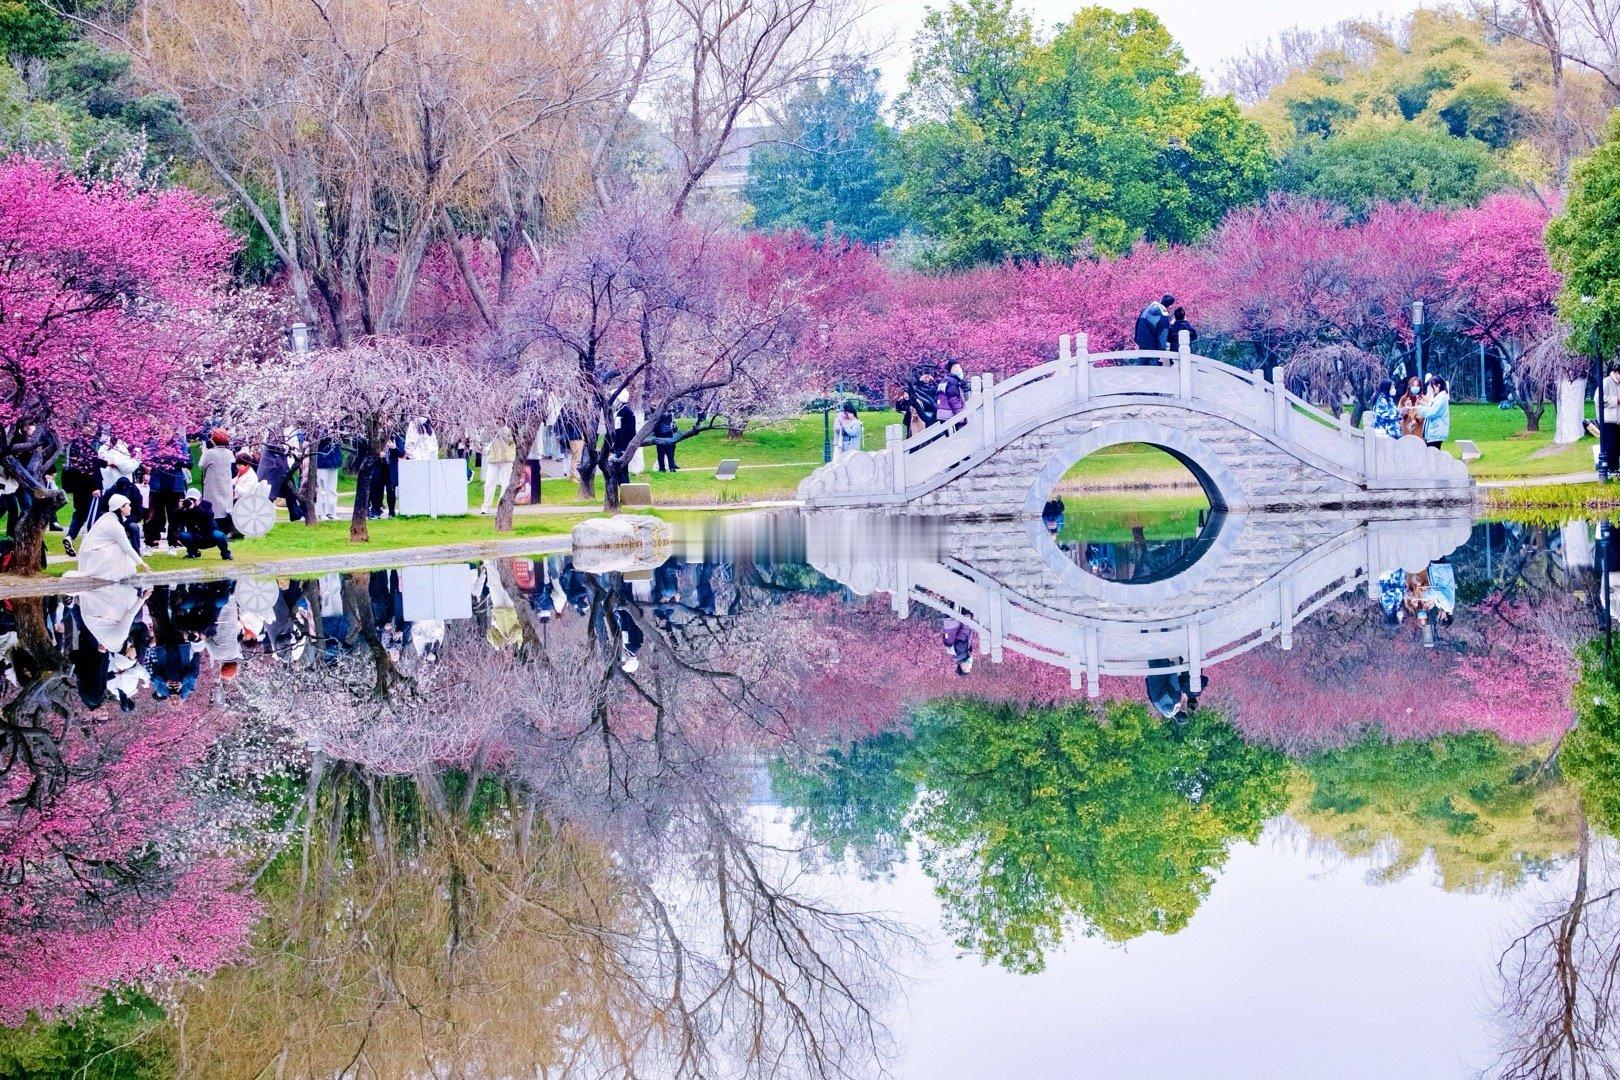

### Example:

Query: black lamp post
xmin=1597 ymin=322 xmax=1606 ymax=482
xmin=1410 ymin=300 xmax=1425 ymax=382
xmin=822 ymin=400 xmax=835 ymax=464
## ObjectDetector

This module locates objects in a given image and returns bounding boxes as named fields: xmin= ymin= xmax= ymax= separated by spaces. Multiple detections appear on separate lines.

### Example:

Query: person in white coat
xmin=70 ymin=494 xmax=150 ymax=580
xmin=405 ymin=418 xmax=440 ymax=461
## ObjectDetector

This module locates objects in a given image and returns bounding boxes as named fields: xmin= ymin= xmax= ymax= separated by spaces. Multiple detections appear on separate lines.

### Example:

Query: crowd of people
xmin=894 ymin=360 xmax=973 ymax=437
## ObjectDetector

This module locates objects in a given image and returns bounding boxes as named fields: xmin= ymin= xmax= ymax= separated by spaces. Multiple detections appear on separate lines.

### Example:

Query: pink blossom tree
xmin=0 ymin=683 xmax=258 ymax=1025
xmin=1200 ymin=197 xmax=1450 ymax=374
xmin=517 ymin=202 xmax=811 ymax=510
xmin=224 ymin=339 xmax=500 ymax=541
xmin=1442 ymin=194 xmax=1567 ymax=432
xmin=0 ymin=157 xmax=236 ymax=573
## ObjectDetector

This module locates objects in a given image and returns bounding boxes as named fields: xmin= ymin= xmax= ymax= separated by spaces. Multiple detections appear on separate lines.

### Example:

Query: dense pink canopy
xmin=782 ymin=194 xmax=1559 ymax=398
xmin=0 ymin=156 xmax=236 ymax=442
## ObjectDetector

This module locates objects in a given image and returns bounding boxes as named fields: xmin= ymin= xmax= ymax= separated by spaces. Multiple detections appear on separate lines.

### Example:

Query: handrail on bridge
xmin=883 ymin=330 xmax=1366 ymax=494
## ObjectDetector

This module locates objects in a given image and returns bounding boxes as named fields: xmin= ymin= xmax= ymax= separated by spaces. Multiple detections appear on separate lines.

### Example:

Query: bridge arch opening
xmin=1032 ymin=428 xmax=1233 ymax=587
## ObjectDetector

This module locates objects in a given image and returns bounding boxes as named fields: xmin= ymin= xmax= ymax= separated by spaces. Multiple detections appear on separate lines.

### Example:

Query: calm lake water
xmin=3 ymin=510 xmax=1618 ymax=1078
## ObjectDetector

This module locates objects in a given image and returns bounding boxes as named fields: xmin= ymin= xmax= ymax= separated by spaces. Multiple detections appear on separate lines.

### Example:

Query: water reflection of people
xmin=1145 ymin=658 xmax=1203 ymax=720
xmin=1379 ymin=558 xmax=1456 ymax=646
xmin=1042 ymin=496 xmax=1065 ymax=536
xmin=942 ymin=617 xmax=975 ymax=676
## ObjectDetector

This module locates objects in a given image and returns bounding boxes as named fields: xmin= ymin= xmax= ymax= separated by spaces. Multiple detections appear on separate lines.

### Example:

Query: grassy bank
xmin=1483 ymin=481 xmax=1620 ymax=521
xmin=506 ymin=404 xmax=1600 ymax=507
xmin=42 ymin=513 xmax=591 ymax=577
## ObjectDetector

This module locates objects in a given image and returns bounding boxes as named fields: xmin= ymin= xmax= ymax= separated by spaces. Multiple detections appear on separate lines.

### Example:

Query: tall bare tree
xmin=1478 ymin=0 xmax=1620 ymax=185
xmin=99 ymin=0 xmax=632 ymax=344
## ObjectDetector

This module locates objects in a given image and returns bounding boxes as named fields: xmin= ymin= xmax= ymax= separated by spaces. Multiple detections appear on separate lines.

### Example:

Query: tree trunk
xmin=1564 ymin=520 xmax=1597 ymax=570
xmin=10 ymin=497 xmax=60 ymax=577
xmin=494 ymin=465 xmax=520 ymax=532
xmin=300 ymin=441 xmax=318 ymax=528
xmin=1555 ymin=376 xmax=1589 ymax=445
xmin=496 ymin=417 xmax=544 ymax=534
xmin=1523 ymin=401 xmax=1546 ymax=432
xmin=350 ymin=456 xmax=373 ymax=542
xmin=578 ymin=434 xmax=600 ymax=501
xmin=603 ymin=463 xmax=621 ymax=512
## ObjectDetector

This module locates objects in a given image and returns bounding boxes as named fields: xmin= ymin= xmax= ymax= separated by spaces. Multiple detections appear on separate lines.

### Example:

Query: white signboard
xmin=399 ymin=563 xmax=474 ymax=622
xmin=397 ymin=458 xmax=469 ymax=518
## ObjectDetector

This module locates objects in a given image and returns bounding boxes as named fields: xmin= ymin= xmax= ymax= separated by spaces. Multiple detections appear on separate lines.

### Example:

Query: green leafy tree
xmin=904 ymin=700 xmax=1285 ymax=973
xmin=1291 ymin=731 xmax=1577 ymax=891
xmin=1549 ymin=114 xmax=1620 ymax=361
xmin=892 ymin=1 xmax=1270 ymax=266
xmin=0 ymin=992 xmax=172 ymax=1079
xmin=768 ymin=731 xmax=916 ymax=878
xmin=744 ymin=68 xmax=905 ymax=244
xmin=1248 ymin=9 xmax=1574 ymax=184
xmin=1564 ymin=641 xmax=1620 ymax=836
xmin=0 ymin=0 xmax=69 ymax=60
xmin=1277 ymin=125 xmax=1509 ymax=216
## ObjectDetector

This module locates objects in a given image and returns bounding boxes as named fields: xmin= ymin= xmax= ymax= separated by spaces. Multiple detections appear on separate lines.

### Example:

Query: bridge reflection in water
xmin=802 ymin=508 xmax=1474 ymax=695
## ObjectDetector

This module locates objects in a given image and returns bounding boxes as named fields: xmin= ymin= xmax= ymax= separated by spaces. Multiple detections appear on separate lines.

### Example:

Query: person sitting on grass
xmin=174 ymin=488 xmax=232 ymax=561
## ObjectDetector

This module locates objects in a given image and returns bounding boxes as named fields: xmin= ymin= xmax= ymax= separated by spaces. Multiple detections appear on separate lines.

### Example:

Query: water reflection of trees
xmin=0 ymin=593 xmax=257 ymax=1029
xmin=776 ymin=698 xmax=1288 ymax=974
xmin=182 ymin=557 xmax=908 ymax=1079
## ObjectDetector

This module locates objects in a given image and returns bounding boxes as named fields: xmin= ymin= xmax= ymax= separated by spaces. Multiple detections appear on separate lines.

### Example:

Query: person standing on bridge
xmin=1134 ymin=294 xmax=1174 ymax=351
xmin=1417 ymin=375 xmax=1450 ymax=450
xmin=908 ymin=369 xmax=939 ymax=428
xmin=1167 ymin=307 xmax=1197 ymax=351
xmin=936 ymin=362 xmax=968 ymax=424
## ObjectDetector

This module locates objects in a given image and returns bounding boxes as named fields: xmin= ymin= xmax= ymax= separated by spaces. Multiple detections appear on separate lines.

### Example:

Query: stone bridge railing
xmin=798 ymin=333 xmax=1474 ymax=511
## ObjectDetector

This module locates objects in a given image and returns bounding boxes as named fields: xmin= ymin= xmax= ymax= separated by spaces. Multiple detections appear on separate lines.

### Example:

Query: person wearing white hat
xmin=68 ymin=493 xmax=150 ymax=580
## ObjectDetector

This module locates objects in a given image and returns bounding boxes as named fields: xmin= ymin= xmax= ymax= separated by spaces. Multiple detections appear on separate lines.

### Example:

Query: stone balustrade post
xmin=1187 ymin=621 xmax=1203 ymax=692
xmin=1272 ymin=377 xmax=1290 ymax=435
xmin=981 ymin=371 xmax=998 ymax=448
xmin=886 ymin=423 xmax=906 ymax=494
xmin=1177 ymin=329 xmax=1193 ymax=398
xmin=1073 ymin=331 xmax=1090 ymax=402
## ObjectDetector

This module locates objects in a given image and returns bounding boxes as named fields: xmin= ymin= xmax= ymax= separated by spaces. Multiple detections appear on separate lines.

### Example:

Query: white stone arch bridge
xmin=798 ymin=335 xmax=1473 ymax=513
xmin=804 ymin=509 xmax=1474 ymax=694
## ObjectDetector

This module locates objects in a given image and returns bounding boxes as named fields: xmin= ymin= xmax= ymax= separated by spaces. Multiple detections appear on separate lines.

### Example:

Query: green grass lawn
xmin=324 ymin=405 xmax=1608 ymax=513
xmin=1056 ymin=493 xmax=1211 ymax=543
xmin=43 ymin=511 xmax=587 ymax=576
xmin=1443 ymin=403 xmax=1594 ymax=479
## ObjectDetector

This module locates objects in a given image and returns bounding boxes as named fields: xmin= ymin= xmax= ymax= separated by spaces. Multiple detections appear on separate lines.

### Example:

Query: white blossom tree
xmin=224 ymin=339 xmax=500 ymax=540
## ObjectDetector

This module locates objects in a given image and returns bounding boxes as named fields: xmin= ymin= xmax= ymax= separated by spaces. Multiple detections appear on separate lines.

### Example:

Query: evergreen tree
xmin=1549 ymin=114 xmax=1620 ymax=360
xmin=1278 ymin=125 xmax=1510 ymax=216
xmin=744 ymin=68 xmax=905 ymax=244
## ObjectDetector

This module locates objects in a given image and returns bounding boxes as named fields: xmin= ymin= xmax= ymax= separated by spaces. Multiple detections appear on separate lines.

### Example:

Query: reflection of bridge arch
xmin=806 ymin=510 xmax=1473 ymax=693
xmin=798 ymin=336 xmax=1473 ymax=514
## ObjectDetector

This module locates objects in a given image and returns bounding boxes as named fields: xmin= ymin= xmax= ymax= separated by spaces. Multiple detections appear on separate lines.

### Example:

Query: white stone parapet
xmin=798 ymin=338 xmax=1475 ymax=514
